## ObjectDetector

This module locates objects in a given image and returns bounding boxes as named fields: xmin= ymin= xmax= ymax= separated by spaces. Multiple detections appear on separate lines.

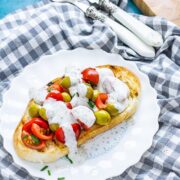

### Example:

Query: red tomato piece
xmin=66 ymin=102 xmax=72 ymax=109
xmin=77 ymin=120 xmax=89 ymax=131
xmin=22 ymin=118 xmax=49 ymax=133
xmin=49 ymin=84 xmax=65 ymax=92
xmin=31 ymin=123 xmax=53 ymax=140
xmin=55 ymin=127 xmax=65 ymax=143
xmin=55 ymin=123 xmax=81 ymax=143
xmin=72 ymin=123 xmax=81 ymax=139
xmin=81 ymin=68 xmax=99 ymax=85
xmin=95 ymin=93 xmax=108 ymax=109
xmin=46 ymin=92 xmax=63 ymax=101
xmin=21 ymin=132 xmax=46 ymax=150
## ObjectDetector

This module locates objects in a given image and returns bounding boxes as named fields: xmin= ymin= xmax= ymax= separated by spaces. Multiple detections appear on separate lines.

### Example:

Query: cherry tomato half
xmin=48 ymin=84 xmax=65 ymax=93
xmin=95 ymin=93 xmax=108 ymax=109
xmin=31 ymin=123 xmax=53 ymax=140
xmin=22 ymin=118 xmax=49 ymax=133
xmin=81 ymin=68 xmax=99 ymax=85
xmin=46 ymin=92 xmax=63 ymax=101
xmin=77 ymin=120 xmax=89 ymax=131
xmin=66 ymin=102 xmax=72 ymax=109
xmin=21 ymin=131 xmax=46 ymax=150
xmin=55 ymin=123 xmax=81 ymax=143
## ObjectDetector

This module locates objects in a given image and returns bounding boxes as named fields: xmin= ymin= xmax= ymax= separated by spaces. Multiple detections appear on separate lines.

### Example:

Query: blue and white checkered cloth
xmin=0 ymin=0 xmax=180 ymax=179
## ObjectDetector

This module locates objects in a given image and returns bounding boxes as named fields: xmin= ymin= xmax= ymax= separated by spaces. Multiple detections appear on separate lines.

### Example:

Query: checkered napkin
xmin=0 ymin=0 xmax=180 ymax=179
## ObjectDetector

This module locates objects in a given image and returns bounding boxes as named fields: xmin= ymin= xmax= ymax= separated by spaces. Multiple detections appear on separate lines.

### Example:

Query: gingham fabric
xmin=0 ymin=0 xmax=180 ymax=179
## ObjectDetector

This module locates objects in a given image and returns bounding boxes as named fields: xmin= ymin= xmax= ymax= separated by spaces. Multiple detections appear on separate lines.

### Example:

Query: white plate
xmin=0 ymin=48 xmax=159 ymax=180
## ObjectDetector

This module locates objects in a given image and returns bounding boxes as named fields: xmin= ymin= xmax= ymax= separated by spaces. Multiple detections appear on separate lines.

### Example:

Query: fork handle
xmin=99 ymin=0 xmax=163 ymax=47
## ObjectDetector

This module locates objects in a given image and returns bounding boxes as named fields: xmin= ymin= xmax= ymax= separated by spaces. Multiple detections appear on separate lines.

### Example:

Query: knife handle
xmin=99 ymin=0 xmax=163 ymax=47
xmin=86 ymin=6 xmax=155 ymax=58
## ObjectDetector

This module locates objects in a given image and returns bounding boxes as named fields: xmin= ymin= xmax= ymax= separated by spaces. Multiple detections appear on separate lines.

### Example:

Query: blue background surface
xmin=0 ymin=0 xmax=141 ymax=19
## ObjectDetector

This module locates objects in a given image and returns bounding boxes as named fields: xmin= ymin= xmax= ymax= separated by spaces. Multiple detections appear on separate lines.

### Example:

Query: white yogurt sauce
xmin=62 ymin=123 xmax=78 ymax=156
xmin=43 ymin=99 xmax=77 ymax=155
xmin=103 ymin=76 xmax=130 ymax=101
xmin=114 ymin=99 xmax=129 ymax=112
xmin=43 ymin=99 xmax=76 ymax=124
xmin=70 ymin=95 xmax=89 ymax=108
xmin=96 ymin=68 xmax=114 ymax=92
xmin=69 ymin=83 xmax=87 ymax=97
xmin=72 ymin=106 xmax=96 ymax=128
xmin=29 ymin=87 xmax=48 ymax=104
xmin=65 ymin=66 xmax=82 ymax=86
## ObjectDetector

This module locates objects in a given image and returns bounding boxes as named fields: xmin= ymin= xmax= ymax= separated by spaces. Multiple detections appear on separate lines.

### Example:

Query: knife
xmin=51 ymin=0 xmax=155 ymax=58
xmin=88 ymin=0 xmax=163 ymax=47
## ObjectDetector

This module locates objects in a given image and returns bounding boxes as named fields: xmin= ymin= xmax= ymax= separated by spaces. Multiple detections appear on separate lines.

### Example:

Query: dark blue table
xmin=0 ymin=0 xmax=141 ymax=19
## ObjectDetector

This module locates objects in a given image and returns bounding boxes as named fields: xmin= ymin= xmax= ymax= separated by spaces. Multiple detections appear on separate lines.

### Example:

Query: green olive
xmin=105 ymin=103 xmax=119 ymax=116
xmin=29 ymin=102 xmax=40 ymax=117
xmin=60 ymin=76 xmax=71 ymax=88
xmin=86 ymin=86 xmax=93 ymax=99
xmin=92 ymin=90 xmax=100 ymax=102
xmin=49 ymin=123 xmax=59 ymax=132
xmin=39 ymin=108 xmax=48 ymax=121
xmin=62 ymin=92 xmax=71 ymax=102
xmin=94 ymin=110 xmax=111 ymax=125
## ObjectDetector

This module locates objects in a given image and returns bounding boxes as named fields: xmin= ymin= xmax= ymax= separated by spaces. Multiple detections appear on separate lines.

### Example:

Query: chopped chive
xmin=47 ymin=81 xmax=53 ymax=86
xmin=30 ymin=134 xmax=40 ymax=144
xmin=47 ymin=169 xmax=51 ymax=176
xmin=72 ymin=92 xmax=79 ymax=98
xmin=65 ymin=155 xmax=73 ymax=164
xmin=40 ymin=165 xmax=48 ymax=171
xmin=48 ymin=88 xmax=53 ymax=92
xmin=88 ymin=100 xmax=95 ymax=109
xmin=58 ymin=177 xmax=65 ymax=180
xmin=22 ymin=135 xmax=28 ymax=140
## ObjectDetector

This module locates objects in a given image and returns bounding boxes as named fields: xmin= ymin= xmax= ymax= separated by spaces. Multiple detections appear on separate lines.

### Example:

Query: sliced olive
xmin=105 ymin=103 xmax=119 ymax=116
xmin=29 ymin=102 xmax=40 ymax=117
xmin=94 ymin=110 xmax=111 ymax=125
xmin=39 ymin=108 xmax=48 ymax=121
xmin=92 ymin=90 xmax=100 ymax=102
xmin=49 ymin=123 xmax=59 ymax=132
xmin=62 ymin=92 xmax=71 ymax=102
xmin=60 ymin=76 xmax=71 ymax=88
xmin=86 ymin=86 xmax=93 ymax=99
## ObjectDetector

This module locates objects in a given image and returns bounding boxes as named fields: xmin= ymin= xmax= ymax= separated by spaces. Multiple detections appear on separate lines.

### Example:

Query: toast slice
xmin=13 ymin=65 xmax=140 ymax=163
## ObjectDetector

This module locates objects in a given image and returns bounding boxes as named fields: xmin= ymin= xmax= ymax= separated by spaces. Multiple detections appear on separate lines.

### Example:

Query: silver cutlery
xmin=51 ymin=0 xmax=155 ymax=58
xmin=88 ymin=0 xmax=163 ymax=47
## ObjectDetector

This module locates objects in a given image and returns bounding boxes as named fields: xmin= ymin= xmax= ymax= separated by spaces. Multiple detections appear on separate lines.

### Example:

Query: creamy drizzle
xmin=29 ymin=87 xmax=48 ymax=104
xmin=72 ymin=106 xmax=96 ymax=128
xmin=69 ymin=83 xmax=87 ymax=97
xmin=70 ymin=95 xmax=89 ymax=108
xmin=43 ymin=99 xmax=77 ymax=156
xmin=96 ymin=68 xmax=130 ymax=113
xmin=65 ymin=66 xmax=82 ymax=86
xmin=96 ymin=68 xmax=114 ymax=92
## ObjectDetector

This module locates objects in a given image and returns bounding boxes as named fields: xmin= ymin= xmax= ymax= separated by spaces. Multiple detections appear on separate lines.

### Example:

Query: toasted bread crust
xmin=13 ymin=65 xmax=141 ymax=162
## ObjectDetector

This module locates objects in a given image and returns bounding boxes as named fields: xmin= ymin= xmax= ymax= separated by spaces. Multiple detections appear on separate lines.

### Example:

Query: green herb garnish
xmin=88 ymin=100 xmax=95 ymax=109
xmin=58 ymin=177 xmax=65 ymax=180
xmin=22 ymin=135 xmax=28 ymax=140
xmin=40 ymin=165 xmax=48 ymax=171
xmin=72 ymin=92 xmax=79 ymax=98
xmin=65 ymin=155 xmax=73 ymax=164
xmin=47 ymin=169 xmax=51 ymax=176
xmin=30 ymin=134 xmax=40 ymax=144
xmin=48 ymin=88 xmax=53 ymax=92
